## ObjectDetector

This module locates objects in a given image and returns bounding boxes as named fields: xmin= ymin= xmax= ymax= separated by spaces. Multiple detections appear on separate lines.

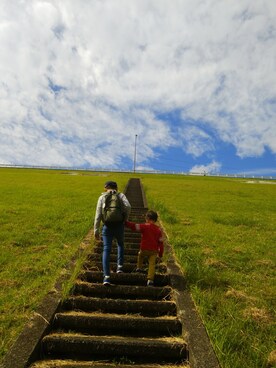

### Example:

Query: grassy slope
xmin=0 ymin=168 xmax=130 ymax=360
xmin=141 ymin=174 xmax=276 ymax=368
xmin=0 ymin=169 xmax=275 ymax=368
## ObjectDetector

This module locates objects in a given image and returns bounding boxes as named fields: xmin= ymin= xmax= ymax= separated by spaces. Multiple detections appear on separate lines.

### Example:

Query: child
xmin=125 ymin=210 xmax=164 ymax=286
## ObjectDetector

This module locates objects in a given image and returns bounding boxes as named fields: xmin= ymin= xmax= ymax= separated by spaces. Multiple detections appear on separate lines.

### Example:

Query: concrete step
xmin=54 ymin=311 xmax=182 ymax=337
xmin=42 ymin=333 xmax=188 ymax=363
xmin=78 ymin=270 xmax=170 ymax=286
xmin=83 ymin=262 xmax=167 ymax=274
xmin=127 ymin=215 xmax=147 ymax=221
xmin=94 ymin=242 xmax=140 ymax=250
xmin=124 ymin=236 xmax=141 ymax=243
xmin=95 ymin=233 xmax=141 ymax=241
xmin=31 ymin=360 xmax=190 ymax=368
xmin=88 ymin=253 xmax=138 ymax=264
xmin=73 ymin=281 xmax=172 ymax=300
xmin=128 ymin=208 xmax=147 ymax=212
xmin=93 ymin=246 xmax=139 ymax=256
xmin=62 ymin=296 xmax=177 ymax=316
xmin=124 ymin=229 xmax=142 ymax=236
xmin=83 ymin=262 xmax=136 ymax=273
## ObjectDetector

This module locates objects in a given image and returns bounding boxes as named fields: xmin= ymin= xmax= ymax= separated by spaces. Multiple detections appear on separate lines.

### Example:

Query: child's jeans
xmin=102 ymin=223 xmax=124 ymax=277
xmin=137 ymin=249 xmax=158 ymax=281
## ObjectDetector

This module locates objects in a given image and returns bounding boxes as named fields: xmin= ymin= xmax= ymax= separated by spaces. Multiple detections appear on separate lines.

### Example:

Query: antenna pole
xmin=133 ymin=134 xmax=138 ymax=173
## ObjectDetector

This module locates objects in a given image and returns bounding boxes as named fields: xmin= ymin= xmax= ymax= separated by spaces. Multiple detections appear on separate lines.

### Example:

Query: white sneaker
xmin=116 ymin=265 xmax=123 ymax=273
xmin=103 ymin=276 xmax=111 ymax=285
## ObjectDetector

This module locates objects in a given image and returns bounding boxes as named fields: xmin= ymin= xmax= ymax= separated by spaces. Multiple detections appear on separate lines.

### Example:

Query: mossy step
xmin=128 ymin=208 xmax=147 ymax=212
xmin=124 ymin=235 xmax=141 ymax=240
xmin=83 ymin=262 xmax=167 ymax=274
xmin=128 ymin=202 xmax=146 ymax=206
xmin=79 ymin=271 xmax=170 ymax=286
xmin=73 ymin=281 xmax=172 ymax=300
xmin=31 ymin=360 xmax=190 ymax=368
xmin=128 ymin=201 xmax=144 ymax=205
xmin=93 ymin=242 xmax=140 ymax=250
xmin=128 ymin=211 xmax=147 ymax=215
xmin=88 ymin=253 xmax=138 ymax=264
xmin=93 ymin=246 xmax=139 ymax=256
xmin=94 ymin=236 xmax=141 ymax=244
xmin=82 ymin=262 xmax=137 ymax=273
xmin=42 ymin=333 xmax=187 ymax=363
xmin=124 ymin=230 xmax=142 ymax=236
xmin=95 ymin=230 xmax=141 ymax=238
xmin=127 ymin=215 xmax=147 ymax=220
xmin=62 ymin=296 xmax=177 ymax=316
xmin=54 ymin=311 xmax=182 ymax=337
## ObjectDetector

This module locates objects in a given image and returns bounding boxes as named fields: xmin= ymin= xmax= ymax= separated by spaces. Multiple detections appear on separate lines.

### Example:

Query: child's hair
xmin=146 ymin=210 xmax=158 ymax=222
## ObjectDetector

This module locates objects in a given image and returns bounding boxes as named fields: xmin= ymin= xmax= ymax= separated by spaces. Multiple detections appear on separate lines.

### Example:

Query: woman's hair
xmin=104 ymin=181 xmax=118 ymax=190
xmin=146 ymin=210 xmax=158 ymax=222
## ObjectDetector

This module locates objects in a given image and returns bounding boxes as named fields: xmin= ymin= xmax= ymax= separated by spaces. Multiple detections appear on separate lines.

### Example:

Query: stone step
xmin=73 ymin=281 xmax=172 ymax=300
xmin=31 ymin=360 xmax=190 ymax=368
xmin=93 ymin=246 xmax=138 ymax=256
xmin=62 ymin=296 xmax=177 ymax=316
xmin=42 ymin=333 xmax=187 ymax=363
xmin=128 ymin=213 xmax=146 ymax=217
xmin=88 ymin=254 xmax=166 ymax=269
xmin=124 ymin=229 xmax=142 ymax=236
xmin=54 ymin=311 xmax=182 ymax=337
xmin=78 ymin=271 xmax=170 ymax=286
xmin=83 ymin=262 xmax=167 ymax=274
xmin=94 ymin=242 xmax=140 ymax=250
xmin=128 ymin=215 xmax=147 ymax=220
xmin=128 ymin=203 xmax=147 ymax=208
xmin=95 ymin=233 xmax=141 ymax=241
xmin=128 ymin=207 xmax=147 ymax=212
xmin=123 ymin=238 xmax=141 ymax=245
xmin=88 ymin=253 xmax=138 ymax=264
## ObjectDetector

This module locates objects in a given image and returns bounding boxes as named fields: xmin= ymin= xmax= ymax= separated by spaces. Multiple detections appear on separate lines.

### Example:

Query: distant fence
xmin=0 ymin=163 xmax=275 ymax=180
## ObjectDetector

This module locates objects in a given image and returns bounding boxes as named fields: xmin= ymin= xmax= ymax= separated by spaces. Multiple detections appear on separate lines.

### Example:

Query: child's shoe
xmin=135 ymin=268 xmax=144 ymax=273
xmin=147 ymin=280 xmax=154 ymax=287
xmin=103 ymin=276 xmax=111 ymax=286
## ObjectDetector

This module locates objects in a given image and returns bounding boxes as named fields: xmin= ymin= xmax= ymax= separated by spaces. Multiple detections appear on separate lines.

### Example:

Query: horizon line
xmin=0 ymin=163 xmax=275 ymax=180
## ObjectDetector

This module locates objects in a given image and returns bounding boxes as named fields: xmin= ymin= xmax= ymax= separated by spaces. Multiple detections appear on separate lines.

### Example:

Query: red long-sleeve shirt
xmin=125 ymin=221 xmax=164 ymax=257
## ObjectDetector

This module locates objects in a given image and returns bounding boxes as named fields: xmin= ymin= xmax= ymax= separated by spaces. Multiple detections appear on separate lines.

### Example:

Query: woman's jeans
xmin=102 ymin=222 xmax=124 ymax=277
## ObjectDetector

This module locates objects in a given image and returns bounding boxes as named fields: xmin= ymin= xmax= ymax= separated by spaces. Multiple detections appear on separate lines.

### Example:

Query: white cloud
xmin=0 ymin=0 xmax=275 ymax=169
xmin=177 ymin=125 xmax=215 ymax=157
xmin=190 ymin=161 xmax=222 ymax=174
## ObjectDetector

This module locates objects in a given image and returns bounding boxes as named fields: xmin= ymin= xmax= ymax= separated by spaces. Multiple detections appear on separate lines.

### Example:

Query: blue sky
xmin=0 ymin=0 xmax=275 ymax=177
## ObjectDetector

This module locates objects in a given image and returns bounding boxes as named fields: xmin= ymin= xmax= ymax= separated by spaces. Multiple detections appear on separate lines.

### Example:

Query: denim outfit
xmin=94 ymin=190 xmax=131 ymax=280
xmin=102 ymin=222 xmax=125 ymax=276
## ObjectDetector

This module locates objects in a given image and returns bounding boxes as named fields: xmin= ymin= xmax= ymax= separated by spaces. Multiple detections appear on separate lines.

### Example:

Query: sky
xmin=0 ymin=0 xmax=276 ymax=177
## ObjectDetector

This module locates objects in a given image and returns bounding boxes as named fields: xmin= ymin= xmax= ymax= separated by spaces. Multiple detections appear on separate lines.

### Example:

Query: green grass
xmin=0 ymin=168 xmax=130 ymax=361
xmin=141 ymin=174 xmax=276 ymax=368
xmin=0 ymin=169 xmax=275 ymax=368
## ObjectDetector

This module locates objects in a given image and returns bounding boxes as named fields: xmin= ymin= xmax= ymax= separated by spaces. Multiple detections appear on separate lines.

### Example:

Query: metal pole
xmin=133 ymin=134 xmax=138 ymax=173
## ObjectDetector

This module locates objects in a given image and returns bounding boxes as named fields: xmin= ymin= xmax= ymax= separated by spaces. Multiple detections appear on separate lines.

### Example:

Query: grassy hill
xmin=0 ymin=168 xmax=275 ymax=368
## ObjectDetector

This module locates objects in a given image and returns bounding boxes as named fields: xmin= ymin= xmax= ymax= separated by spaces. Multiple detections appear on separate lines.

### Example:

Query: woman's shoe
xmin=116 ymin=265 xmax=123 ymax=273
xmin=103 ymin=276 xmax=111 ymax=286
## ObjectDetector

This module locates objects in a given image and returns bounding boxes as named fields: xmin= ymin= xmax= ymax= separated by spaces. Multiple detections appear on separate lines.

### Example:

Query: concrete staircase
xmin=29 ymin=178 xmax=189 ymax=367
